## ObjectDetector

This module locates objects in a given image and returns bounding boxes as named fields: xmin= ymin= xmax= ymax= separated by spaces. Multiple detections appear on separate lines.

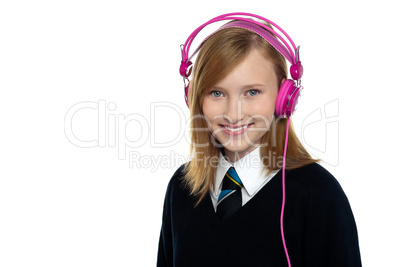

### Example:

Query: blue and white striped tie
xmin=216 ymin=167 xmax=243 ymax=219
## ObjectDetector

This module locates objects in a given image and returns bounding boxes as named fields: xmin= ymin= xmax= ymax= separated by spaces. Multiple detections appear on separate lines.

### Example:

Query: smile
xmin=219 ymin=123 xmax=253 ymax=136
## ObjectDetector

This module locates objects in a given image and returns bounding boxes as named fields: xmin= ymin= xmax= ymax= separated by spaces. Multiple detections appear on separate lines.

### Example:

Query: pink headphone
xmin=179 ymin=12 xmax=303 ymax=118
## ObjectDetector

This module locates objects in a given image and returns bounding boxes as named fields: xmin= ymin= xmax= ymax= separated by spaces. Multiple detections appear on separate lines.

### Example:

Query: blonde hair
xmin=183 ymin=25 xmax=317 ymax=205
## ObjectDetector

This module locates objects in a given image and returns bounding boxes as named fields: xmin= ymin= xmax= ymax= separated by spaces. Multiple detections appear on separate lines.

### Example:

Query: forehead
xmin=213 ymin=48 xmax=277 ymax=88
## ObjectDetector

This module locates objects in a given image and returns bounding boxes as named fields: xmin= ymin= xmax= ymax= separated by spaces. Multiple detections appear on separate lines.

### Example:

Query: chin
xmin=218 ymin=136 xmax=261 ymax=154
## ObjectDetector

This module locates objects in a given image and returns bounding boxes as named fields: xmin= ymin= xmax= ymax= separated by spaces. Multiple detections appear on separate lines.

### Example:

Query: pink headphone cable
xmin=281 ymin=118 xmax=291 ymax=267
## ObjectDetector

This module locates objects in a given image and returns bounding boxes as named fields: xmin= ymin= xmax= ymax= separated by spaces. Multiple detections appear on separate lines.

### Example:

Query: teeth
xmin=224 ymin=125 xmax=248 ymax=132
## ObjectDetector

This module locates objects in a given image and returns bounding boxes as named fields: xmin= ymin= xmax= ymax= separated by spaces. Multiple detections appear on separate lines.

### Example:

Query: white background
xmin=1 ymin=0 xmax=401 ymax=266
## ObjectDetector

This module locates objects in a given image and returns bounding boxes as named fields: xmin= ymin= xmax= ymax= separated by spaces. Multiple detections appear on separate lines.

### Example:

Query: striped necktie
xmin=216 ymin=167 xmax=243 ymax=220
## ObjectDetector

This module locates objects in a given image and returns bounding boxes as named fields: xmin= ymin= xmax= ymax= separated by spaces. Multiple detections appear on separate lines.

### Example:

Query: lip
xmin=219 ymin=123 xmax=253 ymax=136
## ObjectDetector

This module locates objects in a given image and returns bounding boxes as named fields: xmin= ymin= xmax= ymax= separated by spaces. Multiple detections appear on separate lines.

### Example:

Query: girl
xmin=157 ymin=13 xmax=361 ymax=267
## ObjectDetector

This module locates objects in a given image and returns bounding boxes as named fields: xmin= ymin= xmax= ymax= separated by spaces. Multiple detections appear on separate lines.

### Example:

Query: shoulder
xmin=164 ymin=163 xmax=189 ymax=200
xmin=171 ymin=163 xmax=187 ymax=178
xmin=168 ymin=163 xmax=187 ymax=187
xmin=287 ymin=162 xmax=340 ymax=189
xmin=286 ymin=163 xmax=348 ymax=203
xmin=284 ymin=163 xmax=357 ymax=222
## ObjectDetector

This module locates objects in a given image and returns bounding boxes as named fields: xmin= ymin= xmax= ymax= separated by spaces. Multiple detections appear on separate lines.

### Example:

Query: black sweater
xmin=157 ymin=163 xmax=362 ymax=267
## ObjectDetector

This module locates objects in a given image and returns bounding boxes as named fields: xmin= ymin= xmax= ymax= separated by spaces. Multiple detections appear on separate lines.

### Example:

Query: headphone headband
xmin=180 ymin=12 xmax=300 ymax=72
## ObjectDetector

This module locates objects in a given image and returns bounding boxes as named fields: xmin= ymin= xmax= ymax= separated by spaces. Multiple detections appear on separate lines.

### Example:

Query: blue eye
xmin=247 ymin=89 xmax=260 ymax=96
xmin=211 ymin=91 xmax=223 ymax=97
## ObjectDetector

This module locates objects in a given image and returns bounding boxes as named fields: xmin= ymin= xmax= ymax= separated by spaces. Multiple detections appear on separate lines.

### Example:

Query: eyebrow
xmin=213 ymin=83 xmax=266 ymax=90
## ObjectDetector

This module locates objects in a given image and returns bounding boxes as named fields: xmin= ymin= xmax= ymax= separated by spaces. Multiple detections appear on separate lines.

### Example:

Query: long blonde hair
xmin=183 ymin=25 xmax=317 ymax=205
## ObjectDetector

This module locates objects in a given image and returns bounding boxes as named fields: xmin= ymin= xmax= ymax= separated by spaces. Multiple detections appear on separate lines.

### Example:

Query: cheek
xmin=249 ymin=96 xmax=276 ymax=115
xmin=202 ymin=98 xmax=218 ymax=123
xmin=245 ymin=97 xmax=276 ymax=126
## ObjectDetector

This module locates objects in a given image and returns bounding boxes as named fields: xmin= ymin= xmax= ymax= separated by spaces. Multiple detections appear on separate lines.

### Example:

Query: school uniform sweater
xmin=157 ymin=163 xmax=362 ymax=267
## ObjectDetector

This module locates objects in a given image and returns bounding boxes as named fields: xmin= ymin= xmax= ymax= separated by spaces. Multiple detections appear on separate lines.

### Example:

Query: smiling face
xmin=202 ymin=48 xmax=280 ymax=162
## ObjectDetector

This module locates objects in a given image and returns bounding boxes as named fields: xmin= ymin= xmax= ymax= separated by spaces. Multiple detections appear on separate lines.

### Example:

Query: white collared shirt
xmin=210 ymin=146 xmax=279 ymax=211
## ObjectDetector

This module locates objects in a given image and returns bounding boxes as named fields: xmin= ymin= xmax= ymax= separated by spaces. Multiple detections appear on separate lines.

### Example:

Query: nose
xmin=224 ymin=97 xmax=243 ymax=124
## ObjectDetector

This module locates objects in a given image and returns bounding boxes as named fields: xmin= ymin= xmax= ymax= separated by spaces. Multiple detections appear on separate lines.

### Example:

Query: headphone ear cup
xmin=275 ymin=79 xmax=301 ymax=118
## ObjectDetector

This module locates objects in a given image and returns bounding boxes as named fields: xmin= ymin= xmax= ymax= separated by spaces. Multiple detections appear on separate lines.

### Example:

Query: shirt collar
xmin=213 ymin=146 xmax=270 ymax=197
